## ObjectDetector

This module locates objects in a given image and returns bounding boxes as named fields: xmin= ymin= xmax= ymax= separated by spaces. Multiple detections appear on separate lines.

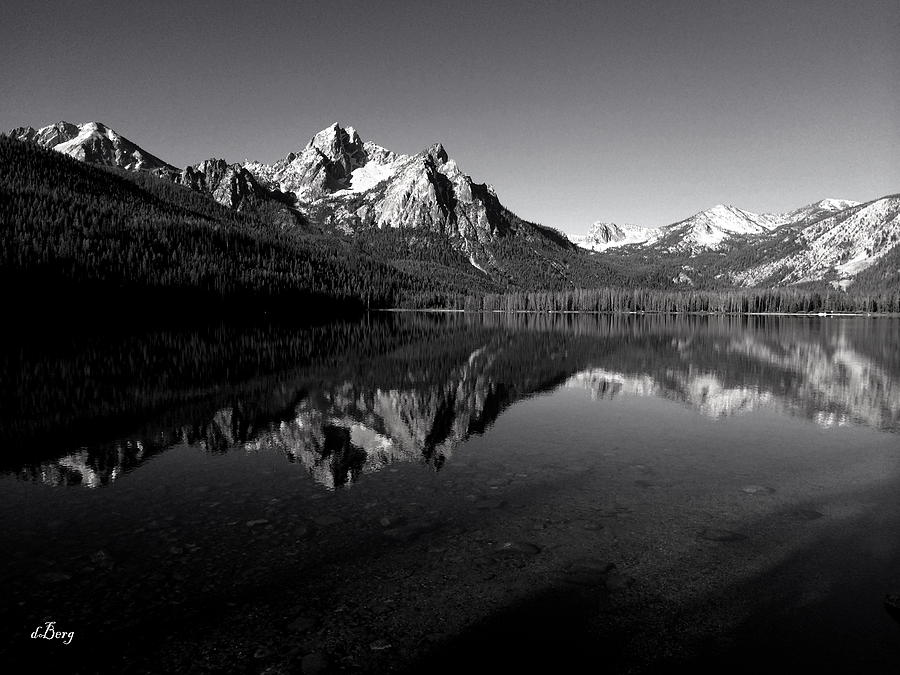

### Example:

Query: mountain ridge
xmin=6 ymin=118 xmax=897 ymax=292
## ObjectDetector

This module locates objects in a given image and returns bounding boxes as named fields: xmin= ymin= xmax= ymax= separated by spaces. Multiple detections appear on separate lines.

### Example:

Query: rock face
xmin=570 ymin=222 xmax=658 ymax=252
xmin=248 ymin=123 xmax=370 ymax=200
xmin=173 ymin=157 xmax=297 ymax=218
xmin=9 ymin=121 xmax=174 ymax=172
xmin=177 ymin=159 xmax=258 ymax=208
xmin=244 ymin=123 xmax=526 ymax=266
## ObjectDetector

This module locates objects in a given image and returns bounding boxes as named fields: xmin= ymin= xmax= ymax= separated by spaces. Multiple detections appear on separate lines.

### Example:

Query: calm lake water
xmin=2 ymin=313 xmax=899 ymax=673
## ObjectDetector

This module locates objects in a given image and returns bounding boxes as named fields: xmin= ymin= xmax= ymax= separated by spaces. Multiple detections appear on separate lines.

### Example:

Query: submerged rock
xmin=475 ymin=498 xmax=507 ymax=510
xmin=697 ymin=527 xmax=747 ymax=542
xmin=741 ymin=485 xmax=776 ymax=495
xmin=383 ymin=519 xmax=442 ymax=542
xmin=562 ymin=559 xmax=616 ymax=586
xmin=379 ymin=515 xmax=406 ymax=527
xmin=492 ymin=541 xmax=541 ymax=555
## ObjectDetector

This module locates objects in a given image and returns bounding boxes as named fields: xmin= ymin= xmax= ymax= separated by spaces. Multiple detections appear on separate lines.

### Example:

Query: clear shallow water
xmin=2 ymin=313 xmax=899 ymax=672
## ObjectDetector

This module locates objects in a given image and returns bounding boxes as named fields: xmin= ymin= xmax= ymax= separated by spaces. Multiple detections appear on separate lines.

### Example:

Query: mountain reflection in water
xmin=5 ymin=313 xmax=899 ymax=490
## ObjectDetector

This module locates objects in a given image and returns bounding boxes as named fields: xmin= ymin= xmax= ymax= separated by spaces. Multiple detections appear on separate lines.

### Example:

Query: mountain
xmin=0 ymin=135 xmax=492 ymax=317
xmin=7 ymin=118 xmax=897 ymax=294
xmin=729 ymin=194 xmax=900 ymax=288
xmin=583 ymin=196 xmax=900 ymax=290
xmin=656 ymin=204 xmax=784 ymax=253
xmin=243 ymin=123 xmax=572 ymax=274
xmin=570 ymin=222 xmax=658 ymax=252
xmin=171 ymin=157 xmax=302 ymax=228
xmin=778 ymin=198 xmax=860 ymax=226
xmin=578 ymin=199 xmax=861 ymax=255
xmin=9 ymin=121 xmax=303 ymax=224
xmin=572 ymin=204 xmax=787 ymax=255
xmin=10 ymin=119 xmax=629 ymax=289
xmin=9 ymin=121 xmax=174 ymax=172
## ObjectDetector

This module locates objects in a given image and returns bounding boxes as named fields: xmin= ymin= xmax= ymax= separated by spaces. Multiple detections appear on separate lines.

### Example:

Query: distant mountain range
xmin=7 ymin=119 xmax=900 ymax=292
xmin=576 ymin=196 xmax=900 ymax=290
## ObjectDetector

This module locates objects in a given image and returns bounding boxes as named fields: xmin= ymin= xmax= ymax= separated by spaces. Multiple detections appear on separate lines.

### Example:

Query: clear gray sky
xmin=2 ymin=0 xmax=898 ymax=233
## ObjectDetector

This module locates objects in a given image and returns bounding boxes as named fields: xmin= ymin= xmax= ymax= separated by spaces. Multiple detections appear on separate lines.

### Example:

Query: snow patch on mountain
xmin=243 ymin=124 xmax=514 ymax=270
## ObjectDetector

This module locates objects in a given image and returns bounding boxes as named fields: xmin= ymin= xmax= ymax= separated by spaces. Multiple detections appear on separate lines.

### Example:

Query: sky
xmin=1 ymin=0 xmax=898 ymax=234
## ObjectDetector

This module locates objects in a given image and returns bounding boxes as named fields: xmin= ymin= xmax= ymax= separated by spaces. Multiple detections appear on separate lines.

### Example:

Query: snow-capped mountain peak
xmin=678 ymin=203 xmax=783 ymax=234
xmin=9 ymin=120 xmax=174 ymax=172
xmin=579 ymin=197 xmax=866 ymax=257
xmin=777 ymin=198 xmax=861 ymax=225
xmin=733 ymin=194 xmax=900 ymax=287
xmin=817 ymin=198 xmax=858 ymax=211
xmin=240 ymin=123 xmax=527 ymax=271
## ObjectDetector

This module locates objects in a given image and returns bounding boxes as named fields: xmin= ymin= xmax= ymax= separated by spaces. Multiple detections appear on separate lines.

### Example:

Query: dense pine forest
xmin=2 ymin=135 xmax=897 ymax=317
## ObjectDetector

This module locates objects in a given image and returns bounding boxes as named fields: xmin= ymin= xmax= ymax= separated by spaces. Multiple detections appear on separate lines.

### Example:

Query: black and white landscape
xmin=2 ymin=1 xmax=899 ymax=673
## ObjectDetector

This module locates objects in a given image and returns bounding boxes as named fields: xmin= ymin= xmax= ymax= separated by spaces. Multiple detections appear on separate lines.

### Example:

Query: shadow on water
xmin=404 ymin=583 xmax=625 ymax=673
xmin=406 ymin=474 xmax=900 ymax=675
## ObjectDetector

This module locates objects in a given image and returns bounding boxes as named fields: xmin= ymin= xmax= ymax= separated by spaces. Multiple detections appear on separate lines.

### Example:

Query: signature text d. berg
xmin=31 ymin=622 xmax=74 ymax=645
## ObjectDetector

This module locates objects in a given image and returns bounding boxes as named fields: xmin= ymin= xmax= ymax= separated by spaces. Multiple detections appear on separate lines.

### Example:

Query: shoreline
xmin=379 ymin=308 xmax=900 ymax=317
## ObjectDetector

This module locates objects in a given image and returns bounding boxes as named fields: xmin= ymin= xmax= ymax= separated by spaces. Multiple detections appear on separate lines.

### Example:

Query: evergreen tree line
xmin=464 ymin=286 xmax=900 ymax=314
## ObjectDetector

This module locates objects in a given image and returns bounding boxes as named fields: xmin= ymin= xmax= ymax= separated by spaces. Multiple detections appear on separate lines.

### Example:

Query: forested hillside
xmin=0 ymin=136 xmax=498 ymax=316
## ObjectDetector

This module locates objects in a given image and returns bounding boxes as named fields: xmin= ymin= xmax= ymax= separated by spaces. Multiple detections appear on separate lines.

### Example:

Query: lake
xmin=2 ymin=312 xmax=899 ymax=673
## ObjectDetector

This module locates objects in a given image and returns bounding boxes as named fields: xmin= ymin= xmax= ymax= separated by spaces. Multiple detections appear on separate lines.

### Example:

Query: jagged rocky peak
xmin=180 ymin=158 xmax=244 ymax=191
xmin=425 ymin=142 xmax=449 ymax=164
xmin=9 ymin=120 xmax=174 ymax=172
xmin=588 ymin=222 xmax=634 ymax=243
xmin=571 ymin=221 xmax=658 ymax=252
xmin=10 ymin=120 xmax=80 ymax=147
xmin=308 ymin=122 xmax=367 ymax=174
xmin=173 ymin=157 xmax=298 ymax=221
xmin=264 ymin=122 xmax=372 ymax=198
